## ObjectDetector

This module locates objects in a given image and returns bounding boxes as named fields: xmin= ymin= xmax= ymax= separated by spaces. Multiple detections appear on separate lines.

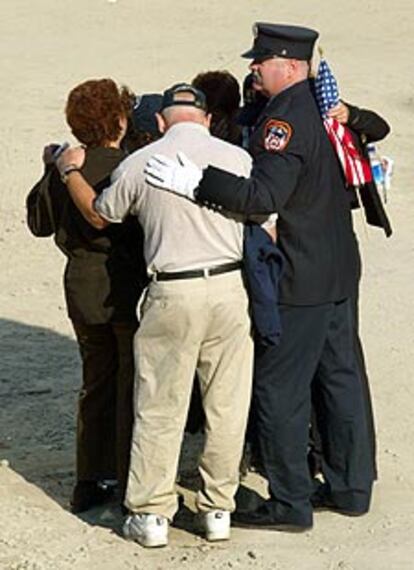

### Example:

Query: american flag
xmin=313 ymin=58 xmax=372 ymax=187
xmin=313 ymin=58 xmax=340 ymax=118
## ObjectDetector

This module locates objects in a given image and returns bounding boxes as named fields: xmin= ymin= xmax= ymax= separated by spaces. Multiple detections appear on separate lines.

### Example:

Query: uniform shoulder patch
xmin=263 ymin=119 xmax=293 ymax=152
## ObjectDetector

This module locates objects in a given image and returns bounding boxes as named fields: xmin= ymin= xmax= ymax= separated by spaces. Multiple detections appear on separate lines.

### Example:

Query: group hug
xmin=26 ymin=22 xmax=391 ymax=548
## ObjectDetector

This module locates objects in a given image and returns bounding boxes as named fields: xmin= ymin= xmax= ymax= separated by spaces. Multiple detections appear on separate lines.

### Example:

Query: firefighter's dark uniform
xmin=194 ymin=24 xmax=375 ymax=528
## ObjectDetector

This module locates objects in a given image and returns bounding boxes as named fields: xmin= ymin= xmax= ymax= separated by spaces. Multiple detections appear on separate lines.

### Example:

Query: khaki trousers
xmin=125 ymin=270 xmax=253 ymax=520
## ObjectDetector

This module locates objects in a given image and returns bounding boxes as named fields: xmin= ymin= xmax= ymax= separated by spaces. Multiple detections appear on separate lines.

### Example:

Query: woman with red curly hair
xmin=26 ymin=79 xmax=148 ymax=513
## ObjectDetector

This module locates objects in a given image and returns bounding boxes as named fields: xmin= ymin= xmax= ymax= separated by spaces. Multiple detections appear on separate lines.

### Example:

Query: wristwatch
xmin=60 ymin=164 xmax=81 ymax=184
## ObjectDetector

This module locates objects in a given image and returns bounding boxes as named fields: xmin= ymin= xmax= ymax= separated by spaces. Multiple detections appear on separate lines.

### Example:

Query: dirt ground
xmin=1 ymin=1 xmax=414 ymax=568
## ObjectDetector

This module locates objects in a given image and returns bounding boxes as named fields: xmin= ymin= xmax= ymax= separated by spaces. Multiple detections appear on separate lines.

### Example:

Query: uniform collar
xmin=266 ymin=79 xmax=311 ymax=109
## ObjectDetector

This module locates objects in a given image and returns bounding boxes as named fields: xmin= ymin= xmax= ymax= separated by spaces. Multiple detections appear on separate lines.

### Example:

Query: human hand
xmin=327 ymin=102 xmax=350 ymax=124
xmin=261 ymin=213 xmax=277 ymax=242
xmin=145 ymin=151 xmax=202 ymax=200
xmin=55 ymin=146 xmax=86 ymax=175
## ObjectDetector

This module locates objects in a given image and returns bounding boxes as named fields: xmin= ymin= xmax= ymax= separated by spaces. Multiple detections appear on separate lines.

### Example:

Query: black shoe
xmin=311 ymin=482 xmax=368 ymax=517
xmin=70 ymin=480 xmax=117 ymax=514
xmin=234 ymin=485 xmax=266 ymax=513
xmin=232 ymin=502 xmax=312 ymax=533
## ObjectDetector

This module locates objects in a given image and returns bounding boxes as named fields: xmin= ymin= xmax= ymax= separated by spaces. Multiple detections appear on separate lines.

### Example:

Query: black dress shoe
xmin=311 ymin=482 xmax=367 ymax=517
xmin=234 ymin=485 xmax=266 ymax=513
xmin=232 ymin=502 xmax=312 ymax=533
xmin=70 ymin=480 xmax=117 ymax=514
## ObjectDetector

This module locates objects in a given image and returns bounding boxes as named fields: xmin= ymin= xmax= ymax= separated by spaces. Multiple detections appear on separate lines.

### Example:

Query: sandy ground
xmin=1 ymin=0 xmax=414 ymax=568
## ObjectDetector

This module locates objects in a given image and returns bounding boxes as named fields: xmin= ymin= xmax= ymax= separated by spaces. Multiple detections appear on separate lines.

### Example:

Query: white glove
xmin=260 ymin=213 xmax=278 ymax=230
xmin=144 ymin=151 xmax=203 ymax=200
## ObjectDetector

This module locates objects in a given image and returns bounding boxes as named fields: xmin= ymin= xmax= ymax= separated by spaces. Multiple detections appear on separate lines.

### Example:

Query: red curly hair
xmin=65 ymin=78 xmax=134 ymax=147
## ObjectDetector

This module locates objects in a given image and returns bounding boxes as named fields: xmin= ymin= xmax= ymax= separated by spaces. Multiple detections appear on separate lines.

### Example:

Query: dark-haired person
xmin=192 ymin=70 xmax=242 ymax=145
xmin=238 ymin=72 xmax=269 ymax=149
xmin=26 ymin=78 xmax=148 ymax=513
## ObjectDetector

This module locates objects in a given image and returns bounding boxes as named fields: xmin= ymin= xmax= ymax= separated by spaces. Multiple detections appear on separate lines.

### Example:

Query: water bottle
xmin=382 ymin=156 xmax=394 ymax=199
xmin=367 ymin=143 xmax=386 ymax=202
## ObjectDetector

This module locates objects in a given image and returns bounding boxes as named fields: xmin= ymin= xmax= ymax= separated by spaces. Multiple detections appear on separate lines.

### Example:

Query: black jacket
xmin=345 ymin=103 xmax=392 ymax=237
xmin=196 ymin=80 xmax=360 ymax=306
xmin=26 ymin=147 xmax=147 ymax=324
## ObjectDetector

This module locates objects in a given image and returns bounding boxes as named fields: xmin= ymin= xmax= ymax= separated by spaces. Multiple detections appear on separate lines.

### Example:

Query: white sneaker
xmin=202 ymin=510 xmax=231 ymax=541
xmin=123 ymin=513 xmax=168 ymax=548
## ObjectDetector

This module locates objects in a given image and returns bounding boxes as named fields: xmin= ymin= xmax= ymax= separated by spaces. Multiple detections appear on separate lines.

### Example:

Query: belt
xmin=154 ymin=261 xmax=242 ymax=282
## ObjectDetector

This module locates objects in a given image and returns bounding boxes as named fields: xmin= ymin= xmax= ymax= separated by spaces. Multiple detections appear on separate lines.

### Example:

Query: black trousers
xmin=309 ymin=293 xmax=377 ymax=479
xmin=72 ymin=320 xmax=137 ymax=496
xmin=253 ymin=299 xmax=374 ymax=524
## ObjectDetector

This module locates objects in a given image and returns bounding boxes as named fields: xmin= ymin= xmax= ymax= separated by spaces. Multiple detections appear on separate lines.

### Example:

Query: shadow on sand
xmin=0 ymin=318 xmax=79 ymax=509
xmin=0 ymin=318 xmax=207 ymax=538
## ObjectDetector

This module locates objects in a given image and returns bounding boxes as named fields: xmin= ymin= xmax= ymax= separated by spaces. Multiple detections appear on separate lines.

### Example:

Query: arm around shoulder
xmin=64 ymin=171 xmax=109 ymax=230
xmin=197 ymin=148 xmax=302 ymax=216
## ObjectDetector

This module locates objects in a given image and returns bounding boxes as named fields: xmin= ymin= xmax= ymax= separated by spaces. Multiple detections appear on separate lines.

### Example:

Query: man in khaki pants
xmin=56 ymin=83 xmax=254 ymax=547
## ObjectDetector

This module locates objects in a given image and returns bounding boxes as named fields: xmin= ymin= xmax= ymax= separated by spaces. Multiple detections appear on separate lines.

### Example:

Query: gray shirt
xmin=95 ymin=122 xmax=252 ymax=274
